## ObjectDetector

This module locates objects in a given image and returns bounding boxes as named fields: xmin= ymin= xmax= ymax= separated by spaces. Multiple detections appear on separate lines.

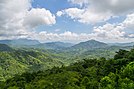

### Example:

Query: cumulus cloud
xmin=30 ymin=31 xmax=90 ymax=42
xmin=16 ymin=10 xmax=134 ymax=43
xmin=0 ymin=0 xmax=56 ymax=40
xmin=59 ymin=0 xmax=134 ymax=24
xmin=88 ymin=0 xmax=134 ymax=14
xmin=90 ymin=12 xmax=134 ymax=42
xmin=56 ymin=11 xmax=63 ymax=17
xmin=0 ymin=0 xmax=134 ymax=42
xmin=23 ymin=8 xmax=56 ymax=28
xmin=30 ymin=28 xmax=133 ymax=43
xmin=69 ymin=0 xmax=134 ymax=14
xmin=92 ymin=23 xmax=126 ymax=40
xmin=57 ymin=8 xmax=112 ymax=24
xmin=123 ymin=13 xmax=134 ymax=29
xmin=62 ymin=8 xmax=112 ymax=24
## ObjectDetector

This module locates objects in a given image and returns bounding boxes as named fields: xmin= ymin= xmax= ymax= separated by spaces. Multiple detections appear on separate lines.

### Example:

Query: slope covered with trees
xmin=1 ymin=48 xmax=134 ymax=89
xmin=0 ymin=48 xmax=64 ymax=81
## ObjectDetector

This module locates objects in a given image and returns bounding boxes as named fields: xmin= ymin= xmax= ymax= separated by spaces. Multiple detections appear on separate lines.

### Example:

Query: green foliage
xmin=0 ymin=42 xmax=134 ymax=89
xmin=0 ymin=49 xmax=63 ymax=81
xmin=114 ymin=49 xmax=129 ymax=59
xmin=121 ymin=62 xmax=134 ymax=80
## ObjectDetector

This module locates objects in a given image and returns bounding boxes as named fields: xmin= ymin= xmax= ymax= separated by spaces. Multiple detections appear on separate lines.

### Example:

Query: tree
xmin=114 ymin=49 xmax=128 ymax=60
xmin=121 ymin=62 xmax=134 ymax=81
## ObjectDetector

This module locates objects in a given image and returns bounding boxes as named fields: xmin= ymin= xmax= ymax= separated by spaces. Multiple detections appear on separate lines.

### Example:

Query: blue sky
xmin=32 ymin=0 xmax=93 ymax=34
xmin=0 ymin=0 xmax=134 ymax=43
xmin=32 ymin=0 xmax=125 ymax=33
xmin=32 ymin=0 xmax=72 ymax=13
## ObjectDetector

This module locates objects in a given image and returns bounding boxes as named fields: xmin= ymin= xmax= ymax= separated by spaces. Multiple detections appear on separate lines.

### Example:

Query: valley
xmin=0 ymin=39 xmax=133 ymax=82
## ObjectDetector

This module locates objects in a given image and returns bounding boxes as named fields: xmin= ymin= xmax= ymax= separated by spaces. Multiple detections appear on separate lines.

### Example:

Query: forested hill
xmin=0 ymin=40 xmax=133 ymax=82
xmin=71 ymin=40 xmax=108 ymax=49
xmin=1 ymin=48 xmax=134 ymax=89
xmin=0 ymin=44 xmax=13 ymax=52
xmin=0 ymin=47 xmax=64 ymax=81
xmin=31 ymin=42 xmax=74 ymax=50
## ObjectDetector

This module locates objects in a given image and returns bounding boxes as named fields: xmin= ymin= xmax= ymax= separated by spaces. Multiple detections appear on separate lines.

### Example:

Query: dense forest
xmin=0 ymin=48 xmax=134 ymax=89
xmin=0 ymin=40 xmax=133 ymax=89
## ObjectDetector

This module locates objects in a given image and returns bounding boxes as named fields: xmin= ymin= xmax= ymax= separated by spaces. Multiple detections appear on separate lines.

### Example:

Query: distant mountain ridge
xmin=0 ymin=39 xmax=74 ymax=50
xmin=32 ymin=42 xmax=74 ymax=50
xmin=0 ymin=39 xmax=40 ymax=46
xmin=109 ymin=42 xmax=134 ymax=47
xmin=0 ymin=39 xmax=133 ymax=50
xmin=70 ymin=40 xmax=108 ymax=50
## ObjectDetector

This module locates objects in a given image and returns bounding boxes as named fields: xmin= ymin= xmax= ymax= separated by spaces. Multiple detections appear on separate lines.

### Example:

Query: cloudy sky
xmin=0 ymin=0 xmax=134 ymax=43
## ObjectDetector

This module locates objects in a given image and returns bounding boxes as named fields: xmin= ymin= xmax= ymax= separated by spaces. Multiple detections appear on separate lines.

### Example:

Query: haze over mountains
xmin=0 ymin=38 xmax=133 ymax=85
xmin=0 ymin=39 xmax=133 ymax=50
xmin=0 ymin=38 xmax=133 ymax=59
xmin=0 ymin=39 xmax=40 ymax=46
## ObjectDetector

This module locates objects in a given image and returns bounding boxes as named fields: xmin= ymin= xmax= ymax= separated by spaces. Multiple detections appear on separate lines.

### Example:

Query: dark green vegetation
xmin=0 ymin=44 xmax=13 ymax=52
xmin=0 ymin=48 xmax=134 ymax=89
xmin=0 ymin=45 xmax=65 ymax=81
xmin=0 ymin=39 xmax=133 ymax=89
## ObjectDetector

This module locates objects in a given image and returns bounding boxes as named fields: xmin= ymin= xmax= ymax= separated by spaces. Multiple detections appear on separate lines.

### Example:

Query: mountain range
xmin=70 ymin=40 xmax=108 ymax=50
xmin=0 ymin=39 xmax=40 ymax=46
xmin=0 ymin=39 xmax=133 ymax=81
xmin=0 ymin=39 xmax=133 ymax=50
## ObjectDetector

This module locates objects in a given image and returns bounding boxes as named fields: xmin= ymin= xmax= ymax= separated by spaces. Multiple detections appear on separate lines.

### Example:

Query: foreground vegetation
xmin=0 ymin=48 xmax=134 ymax=89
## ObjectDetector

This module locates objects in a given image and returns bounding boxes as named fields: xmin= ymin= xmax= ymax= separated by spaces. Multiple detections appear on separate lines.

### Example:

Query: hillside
xmin=0 ymin=44 xmax=13 ymax=52
xmin=71 ymin=40 xmax=108 ymax=50
xmin=0 ymin=39 xmax=133 ymax=82
xmin=1 ymin=48 xmax=134 ymax=89
xmin=61 ymin=40 xmax=109 ymax=56
xmin=0 ymin=49 xmax=64 ymax=81
xmin=32 ymin=42 xmax=74 ymax=50
xmin=65 ymin=40 xmax=108 ymax=54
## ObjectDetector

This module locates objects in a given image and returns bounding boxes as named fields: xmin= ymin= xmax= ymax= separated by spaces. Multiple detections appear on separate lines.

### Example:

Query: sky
xmin=0 ymin=0 xmax=134 ymax=43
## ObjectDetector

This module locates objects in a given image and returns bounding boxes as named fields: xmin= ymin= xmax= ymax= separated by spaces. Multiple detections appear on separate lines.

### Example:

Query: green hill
xmin=72 ymin=40 xmax=107 ymax=49
xmin=32 ymin=42 xmax=74 ymax=50
xmin=0 ymin=49 xmax=63 ymax=81
xmin=0 ymin=44 xmax=13 ymax=52
xmin=1 ymin=48 xmax=134 ymax=89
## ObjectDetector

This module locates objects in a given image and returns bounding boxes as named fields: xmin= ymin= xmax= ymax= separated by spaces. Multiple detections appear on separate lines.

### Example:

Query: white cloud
xmin=58 ymin=8 xmax=112 ymax=24
xmin=76 ymin=9 xmax=111 ymax=24
xmin=0 ymin=0 xmax=56 ymax=39
xmin=123 ymin=13 xmax=134 ymax=29
xmin=69 ymin=0 xmax=134 ymax=14
xmin=31 ymin=31 xmax=89 ymax=42
xmin=68 ymin=0 xmax=89 ymax=7
xmin=23 ymin=8 xmax=56 ymax=28
xmin=29 ymin=11 xmax=134 ymax=43
xmin=0 ymin=0 xmax=134 ymax=42
xmin=30 ymin=28 xmax=133 ymax=43
xmin=128 ymin=34 xmax=134 ymax=38
xmin=59 ymin=0 xmax=134 ymax=24
xmin=92 ymin=23 xmax=126 ymax=40
xmin=56 ymin=11 xmax=63 ymax=17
